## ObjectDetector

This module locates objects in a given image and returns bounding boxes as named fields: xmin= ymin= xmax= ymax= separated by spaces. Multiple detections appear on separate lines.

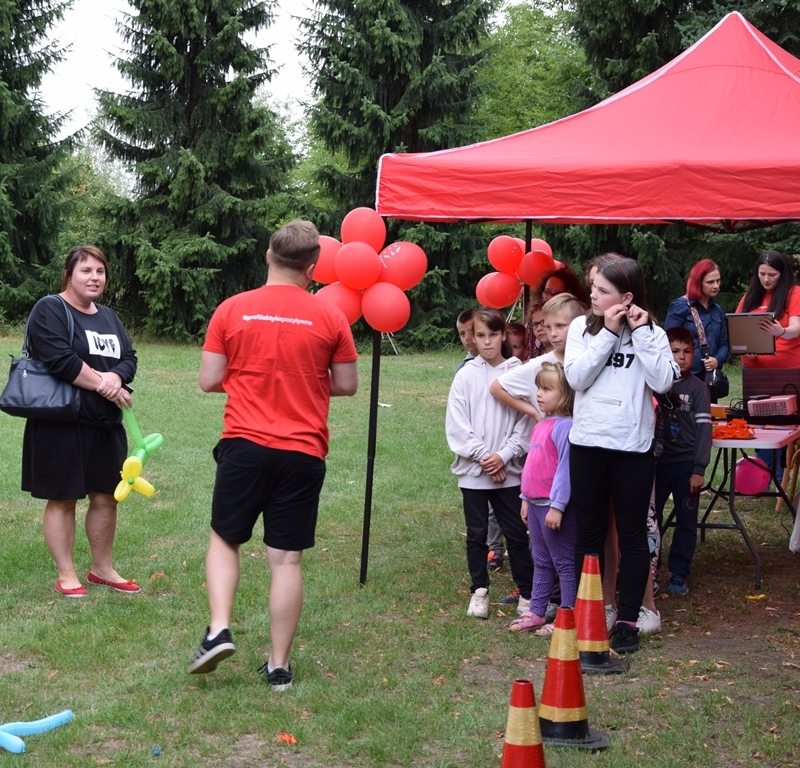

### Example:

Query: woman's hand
xmin=520 ymin=500 xmax=528 ymax=524
xmin=95 ymin=371 xmax=123 ymax=401
xmin=703 ymin=355 xmax=719 ymax=372
xmin=759 ymin=316 xmax=785 ymax=337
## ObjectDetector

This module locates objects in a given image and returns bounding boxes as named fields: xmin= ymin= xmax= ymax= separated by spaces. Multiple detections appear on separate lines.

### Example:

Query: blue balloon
xmin=0 ymin=710 xmax=74 ymax=753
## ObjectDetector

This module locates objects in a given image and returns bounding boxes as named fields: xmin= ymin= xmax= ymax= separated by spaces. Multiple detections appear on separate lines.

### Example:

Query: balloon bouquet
xmin=312 ymin=207 xmax=428 ymax=332
xmin=477 ymin=235 xmax=557 ymax=309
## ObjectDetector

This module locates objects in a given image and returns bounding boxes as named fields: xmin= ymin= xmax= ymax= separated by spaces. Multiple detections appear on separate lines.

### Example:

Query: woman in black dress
xmin=22 ymin=246 xmax=139 ymax=597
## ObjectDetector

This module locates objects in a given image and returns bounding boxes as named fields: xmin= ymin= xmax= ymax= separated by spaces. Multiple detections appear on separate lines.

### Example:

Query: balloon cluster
xmin=114 ymin=408 xmax=164 ymax=502
xmin=314 ymin=207 xmax=428 ymax=333
xmin=477 ymin=236 xmax=557 ymax=309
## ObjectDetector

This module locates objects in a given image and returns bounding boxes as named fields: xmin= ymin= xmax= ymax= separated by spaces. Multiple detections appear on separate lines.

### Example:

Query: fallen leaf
xmin=746 ymin=594 xmax=766 ymax=600
xmin=151 ymin=571 xmax=165 ymax=579
xmin=277 ymin=732 xmax=297 ymax=746
xmin=434 ymin=675 xmax=445 ymax=686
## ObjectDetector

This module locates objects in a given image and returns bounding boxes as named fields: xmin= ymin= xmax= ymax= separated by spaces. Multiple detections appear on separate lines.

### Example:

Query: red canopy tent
xmin=375 ymin=12 xmax=800 ymax=232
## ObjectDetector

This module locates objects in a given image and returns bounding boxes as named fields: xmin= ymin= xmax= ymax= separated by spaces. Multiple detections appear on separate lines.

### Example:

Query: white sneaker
xmin=517 ymin=596 xmax=531 ymax=615
xmin=468 ymin=588 xmax=490 ymax=619
xmin=605 ymin=604 xmax=617 ymax=633
xmin=636 ymin=606 xmax=662 ymax=635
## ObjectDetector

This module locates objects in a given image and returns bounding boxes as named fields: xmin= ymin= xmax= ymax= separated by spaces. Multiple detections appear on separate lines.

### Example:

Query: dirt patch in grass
xmin=0 ymin=652 xmax=33 ymax=675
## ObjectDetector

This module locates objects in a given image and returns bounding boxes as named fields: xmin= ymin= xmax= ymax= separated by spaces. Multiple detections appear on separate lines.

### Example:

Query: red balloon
xmin=475 ymin=273 xmax=494 ymax=306
xmin=530 ymin=238 xmax=553 ymax=259
xmin=341 ymin=207 xmax=386 ymax=252
xmin=362 ymin=282 xmax=411 ymax=333
xmin=315 ymin=282 xmax=363 ymax=325
xmin=335 ymin=241 xmax=381 ymax=290
xmin=379 ymin=241 xmax=428 ymax=290
xmin=487 ymin=236 xmax=523 ymax=274
xmin=312 ymin=235 xmax=341 ymax=284
xmin=516 ymin=250 xmax=555 ymax=287
xmin=483 ymin=272 xmax=521 ymax=309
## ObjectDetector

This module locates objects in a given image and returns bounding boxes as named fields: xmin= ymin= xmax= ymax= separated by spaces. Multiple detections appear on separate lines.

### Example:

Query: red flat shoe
xmin=87 ymin=572 xmax=141 ymax=593
xmin=54 ymin=581 xmax=87 ymax=598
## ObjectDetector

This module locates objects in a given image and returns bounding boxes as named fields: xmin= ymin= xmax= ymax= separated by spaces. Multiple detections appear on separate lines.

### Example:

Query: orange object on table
xmin=712 ymin=419 xmax=755 ymax=440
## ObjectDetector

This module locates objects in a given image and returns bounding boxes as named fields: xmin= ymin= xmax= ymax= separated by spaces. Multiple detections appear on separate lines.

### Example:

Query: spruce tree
xmin=298 ymin=0 xmax=500 ymax=346
xmin=94 ymin=0 xmax=295 ymax=339
xmin=0 ymin=0 xmax=75 ymax=318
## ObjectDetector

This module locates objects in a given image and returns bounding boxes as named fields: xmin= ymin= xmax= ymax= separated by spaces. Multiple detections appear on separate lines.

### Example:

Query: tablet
xmin=726 ymin=312 xmax=776 ymax=355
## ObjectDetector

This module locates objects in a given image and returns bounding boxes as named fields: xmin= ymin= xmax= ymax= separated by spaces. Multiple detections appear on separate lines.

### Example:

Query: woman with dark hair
xmin=564 ymin=257 xmax=678 ymax=654
xmin=22 ymin=245 xmax=139 ymax=597
xmin=663 ymin=259 xmax=729 ymax=389
xmin=536 ymin=266 xmax=590 ymax=306
xmin=735 ymin=250 xmax=800 ymax=369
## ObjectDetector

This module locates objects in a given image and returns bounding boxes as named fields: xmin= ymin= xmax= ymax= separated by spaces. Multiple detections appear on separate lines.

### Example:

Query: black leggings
xmin=569 ymin=443 xmax=654 ymax=624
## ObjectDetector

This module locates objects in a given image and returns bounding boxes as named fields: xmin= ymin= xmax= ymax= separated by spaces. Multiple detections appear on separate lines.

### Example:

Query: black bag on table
xmin=0 ymin=296 xmax=81 ymax=421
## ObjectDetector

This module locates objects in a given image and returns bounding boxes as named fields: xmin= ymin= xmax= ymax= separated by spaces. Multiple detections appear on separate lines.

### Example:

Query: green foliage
xmin=0 ymin=0 xmax=77 ymax=320
xmin=94 ymin=0 xmax=296 ymax=340
xmin=678 ymin=0 xmax=800 ymax=57
xmin=477 ymin=1 xmax=591 ymax=139
xmin=572 ymin=0 xmax=712 ymax=99
xmin=300 ymin=0 xmax=500 ymax=212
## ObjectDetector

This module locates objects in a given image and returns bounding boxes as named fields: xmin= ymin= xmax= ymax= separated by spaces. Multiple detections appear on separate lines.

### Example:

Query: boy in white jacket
xmin=446 ymin=309 xmax=533 ymax=619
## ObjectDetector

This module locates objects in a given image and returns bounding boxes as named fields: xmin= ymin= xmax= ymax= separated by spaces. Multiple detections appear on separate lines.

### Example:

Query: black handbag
xmin=0 ymin=296 xmax=81 ymax=421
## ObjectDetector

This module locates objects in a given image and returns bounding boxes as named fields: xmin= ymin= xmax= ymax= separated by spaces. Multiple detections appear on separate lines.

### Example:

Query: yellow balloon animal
xmin=114 ymin=456 xmax=156 ymax=502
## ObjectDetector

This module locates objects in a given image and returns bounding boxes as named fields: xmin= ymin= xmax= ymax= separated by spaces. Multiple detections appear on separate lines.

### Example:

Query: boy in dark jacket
xmin=654 ymin=327 xmax=713 ymax=595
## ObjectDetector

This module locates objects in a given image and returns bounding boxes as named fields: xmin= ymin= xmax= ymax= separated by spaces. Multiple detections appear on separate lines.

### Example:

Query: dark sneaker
xmin=544 ymin=601 xmax=559 ymax=623
xmin=487 ymin=551 xmax=504 ymax=572
xmin=188 ymin=627 xmax=236 ymax=674
xmin=498 ymin=587 xmax=520 ymax=605
xmin=668 ymin=575 xmax=688 ymax=595
xmin=610 ymin=622 xmax=640 ymax=654
xmin=258 ymin=663 xmax=294 ymax=691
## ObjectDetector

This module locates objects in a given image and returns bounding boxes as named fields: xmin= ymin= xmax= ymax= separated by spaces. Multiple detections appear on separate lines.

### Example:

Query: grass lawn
xmin=0 ymin=335 xmax=798 ymax=767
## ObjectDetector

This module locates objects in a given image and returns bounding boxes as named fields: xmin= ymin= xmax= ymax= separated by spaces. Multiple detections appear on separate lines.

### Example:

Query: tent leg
xmin=359 ymin=329 xmax=382 ymax=586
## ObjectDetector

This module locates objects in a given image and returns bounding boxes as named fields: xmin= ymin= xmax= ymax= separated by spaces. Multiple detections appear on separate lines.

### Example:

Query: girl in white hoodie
xmin=564 ymin=257 xmax=677 ymax=654
xmin=446 ymin=308 xmax=533 ymax=620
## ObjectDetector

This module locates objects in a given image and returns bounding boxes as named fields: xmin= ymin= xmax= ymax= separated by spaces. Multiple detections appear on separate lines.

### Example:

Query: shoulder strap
xmin=685 ymin=297 xmax=709 ymax=349
xmin=22 ymin=295 xmax=75 ymax=358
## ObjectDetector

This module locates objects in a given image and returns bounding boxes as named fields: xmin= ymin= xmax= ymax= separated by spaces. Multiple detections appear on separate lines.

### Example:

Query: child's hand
xmin=689 ymin=473 xmax=705 ymax=494
xmin=545 ymin=508 xmax=562 ymax=530
xmin=480 ymin=453 xmax=504 ymax=475
xmin=490 ymin=468 xmax=507 ymax=484
xmin=520 ymin=500 xmax=528 ymax=524
xmin=626 ymin=303 xmax=648 ymax=329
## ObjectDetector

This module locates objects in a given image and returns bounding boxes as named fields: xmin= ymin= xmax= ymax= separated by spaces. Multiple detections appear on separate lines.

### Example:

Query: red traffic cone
xmin=538 ymin=607 xmax=610 ymax=750
xmin=574 ymin=554 xmax=628 ymax=674
xmin=501 ymin=679 xmax=546 ymax=768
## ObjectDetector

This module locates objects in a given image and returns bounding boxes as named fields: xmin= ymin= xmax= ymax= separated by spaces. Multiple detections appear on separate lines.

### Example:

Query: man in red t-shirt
xmin=188 ymin=220 xmax=358 ymax=690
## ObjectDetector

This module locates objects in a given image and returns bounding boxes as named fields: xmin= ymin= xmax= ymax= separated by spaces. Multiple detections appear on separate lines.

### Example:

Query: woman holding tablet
xmin=735 ymin=250 xmax=800 ymax=369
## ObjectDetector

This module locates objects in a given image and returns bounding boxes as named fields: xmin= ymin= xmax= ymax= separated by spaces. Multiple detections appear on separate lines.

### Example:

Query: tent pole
xmin=359 ymin=328 xmax=382 ymax=586
xmin=523 ymin=220 xmax=533 ymax=317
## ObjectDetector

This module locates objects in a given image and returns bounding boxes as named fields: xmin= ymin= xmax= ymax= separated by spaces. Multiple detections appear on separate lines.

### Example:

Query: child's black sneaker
xmin=610 ymin=622 xmax=640 ymax=654
xmin=188 ymin=627 xmax=236 ymax=674
xmin=258 ymin=663 xmax=294 ymax=691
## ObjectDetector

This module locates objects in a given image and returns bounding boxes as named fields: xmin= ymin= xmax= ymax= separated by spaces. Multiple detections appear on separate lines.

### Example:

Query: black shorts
xmin=211 ymin=438 xmax=326 ymax=550
xmin=22 ymin=420 xmax=127 ymax=500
